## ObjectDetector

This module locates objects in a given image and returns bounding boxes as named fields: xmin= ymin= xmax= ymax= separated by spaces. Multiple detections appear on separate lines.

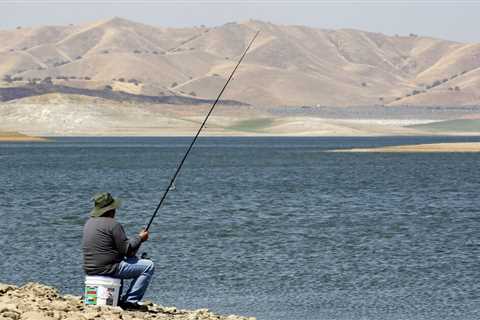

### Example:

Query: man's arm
xmin=112 ymin=223 xmax=144 ymax=257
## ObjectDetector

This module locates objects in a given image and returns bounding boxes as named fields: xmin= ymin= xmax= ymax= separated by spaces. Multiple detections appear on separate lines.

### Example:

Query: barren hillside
xmin=1 ymin=17 xmax=479 ymax=107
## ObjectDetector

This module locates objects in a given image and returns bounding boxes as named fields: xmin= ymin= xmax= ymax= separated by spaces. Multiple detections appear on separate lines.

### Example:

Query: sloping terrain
xmin=0 ymin=93 xmax=427 ymax=136
xmin=1 ymin=17 xmax=479 ymax=107
xmin=0 ymin=83 xmax=245 ymax=105
xmin=408 ymin=119 xmax=480 ymax=133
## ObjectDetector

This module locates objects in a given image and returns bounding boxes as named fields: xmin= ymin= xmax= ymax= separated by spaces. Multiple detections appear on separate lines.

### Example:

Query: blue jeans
xmin=113 ymin=257 xmax=155 ymax=304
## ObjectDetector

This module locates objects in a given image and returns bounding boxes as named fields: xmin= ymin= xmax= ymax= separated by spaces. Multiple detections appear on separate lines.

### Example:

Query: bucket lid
xmin=85 ymin=276 xmax=121 ymax=286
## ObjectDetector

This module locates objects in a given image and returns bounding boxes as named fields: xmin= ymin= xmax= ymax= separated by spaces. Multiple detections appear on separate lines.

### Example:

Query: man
xmin=82 ymin=192 xmax=154 ymax=310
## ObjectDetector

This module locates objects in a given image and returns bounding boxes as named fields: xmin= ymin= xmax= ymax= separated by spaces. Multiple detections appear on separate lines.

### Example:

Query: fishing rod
xmin=145 ymin=30 xmax=260 ymax=231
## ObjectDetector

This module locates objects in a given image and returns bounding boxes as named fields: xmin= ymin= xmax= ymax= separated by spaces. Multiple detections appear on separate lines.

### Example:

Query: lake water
xmin=1 ymin=136 xmax=480 ymax=320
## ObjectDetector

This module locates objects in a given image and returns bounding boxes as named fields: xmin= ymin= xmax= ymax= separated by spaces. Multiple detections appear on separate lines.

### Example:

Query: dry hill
xmin=1 ymin=17 xmax=480 ymax=107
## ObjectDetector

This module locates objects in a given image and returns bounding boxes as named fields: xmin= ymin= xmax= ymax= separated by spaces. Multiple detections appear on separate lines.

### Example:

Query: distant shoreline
xmin=0 ymin=132 xmax=47 ymax=142
xmin=332 ymin=142 xmax=480 ymax=153
xmin=7 ymin=133 xmax=480 ymax=139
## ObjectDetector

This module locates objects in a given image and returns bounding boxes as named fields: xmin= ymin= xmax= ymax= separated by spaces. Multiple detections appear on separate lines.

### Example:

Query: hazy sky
xmin=1 ymin=1 xmax=479 ymax=42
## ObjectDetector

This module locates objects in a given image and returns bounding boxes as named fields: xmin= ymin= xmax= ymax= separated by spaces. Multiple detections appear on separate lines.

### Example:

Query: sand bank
xmin=332 ymin=142 xmax=480 ymax=153
xmin=0 ymin=132 xmax=46 ymax=142
xmin=0 ymin=282 xmax=254 ymax=320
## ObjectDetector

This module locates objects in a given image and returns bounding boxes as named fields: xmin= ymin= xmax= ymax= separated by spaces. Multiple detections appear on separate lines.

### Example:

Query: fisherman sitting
xmin=82 ymin=192 xmax=154 ymax=310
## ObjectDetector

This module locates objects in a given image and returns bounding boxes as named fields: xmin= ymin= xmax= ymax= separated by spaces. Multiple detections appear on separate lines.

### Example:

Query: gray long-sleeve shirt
xmin=82 ymin=217 xmax=142 ymax=275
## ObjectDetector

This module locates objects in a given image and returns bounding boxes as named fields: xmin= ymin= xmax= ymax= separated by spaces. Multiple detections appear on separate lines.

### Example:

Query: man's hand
xmin=139 ymin=229 xmax=149 ymax=242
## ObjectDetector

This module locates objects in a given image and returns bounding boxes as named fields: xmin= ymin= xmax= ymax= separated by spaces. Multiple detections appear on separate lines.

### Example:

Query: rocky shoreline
xmin=0 ymin=283 xmax=255 ymax=320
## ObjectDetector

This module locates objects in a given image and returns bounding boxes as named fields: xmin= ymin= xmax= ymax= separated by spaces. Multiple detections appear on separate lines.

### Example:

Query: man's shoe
xmin=119 ymin=301 xmax=149 ymax=312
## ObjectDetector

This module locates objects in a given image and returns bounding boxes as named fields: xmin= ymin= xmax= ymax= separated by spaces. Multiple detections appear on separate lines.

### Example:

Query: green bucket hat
xmin=90 ymin=192 xmax=122 ymax=217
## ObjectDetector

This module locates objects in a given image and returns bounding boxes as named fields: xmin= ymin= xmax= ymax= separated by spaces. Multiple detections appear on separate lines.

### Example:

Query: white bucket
xmin=84 ymin=276 xmax=121 ymax=307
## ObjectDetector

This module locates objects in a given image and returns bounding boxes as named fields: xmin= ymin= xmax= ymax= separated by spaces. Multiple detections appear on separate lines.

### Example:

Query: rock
xmin=0 ymin=305 xmax=19 ymax=313
xmin=63 ymin=313 xmax=87 ymax=320
xmin=0 ymin=284 xmax=17 ymax=295
xmin=63 ymin=295 xmax=82 ymax=302
xmin=1 ymin=311 xmax=19 ymax=320
xmin=81 ymin=311 xmax=99 ymax=320
xmin=20 ymin=283 xmax=58 ymax=299
xmin=21 ymin=311 xmax=55 ymax=320
xmin=0 ymin=282 xmax=253 ymax=320
xmin=50 ymin=301 xmax=71 ymax=312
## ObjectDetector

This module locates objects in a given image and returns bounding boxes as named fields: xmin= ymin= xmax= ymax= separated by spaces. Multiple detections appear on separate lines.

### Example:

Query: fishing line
xmin=145 ymin=30 xmax=260 ymax=231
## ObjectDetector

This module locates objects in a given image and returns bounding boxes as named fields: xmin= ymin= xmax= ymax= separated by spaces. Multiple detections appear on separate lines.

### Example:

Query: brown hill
xmin=1 ymin=17 xmax=479 ymax=107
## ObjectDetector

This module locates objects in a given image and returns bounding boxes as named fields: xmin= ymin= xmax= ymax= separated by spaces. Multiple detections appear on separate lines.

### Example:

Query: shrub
xmin=171 ymin=82 xmax=178 ymax=88
xmin=3 ymin=75 xmax=13 ymax=83
xmin=454 ymin=86 xmax=461 ymax=91
xmin=133 ymin=50 xmax=141 ymax=54
xmin=189 ymin=91 xmax=197 ymax=96
xmin=361 ymin=82 xmax=367 ymax=87
xmin=42 ymin=77 xmax=53 ymax=85
xmin=127 ymin=79 xmax=140 ymax=86
xmin=105 ymin=85 xmax=113 ymax=90
xmin=54 ymin=61 xmax=68 ymax=67
xmin=412 ymin=90 xmax=421 ymax=96
xmin=75 ymin=56 xmax=82 ymax=60
xmin=118 ymin=78 xmax=125 ymax=82
xmin=84 ymin=77 xmax=91 ymax=80
xmin=102 ymin=50 xmax=109 ymax=54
